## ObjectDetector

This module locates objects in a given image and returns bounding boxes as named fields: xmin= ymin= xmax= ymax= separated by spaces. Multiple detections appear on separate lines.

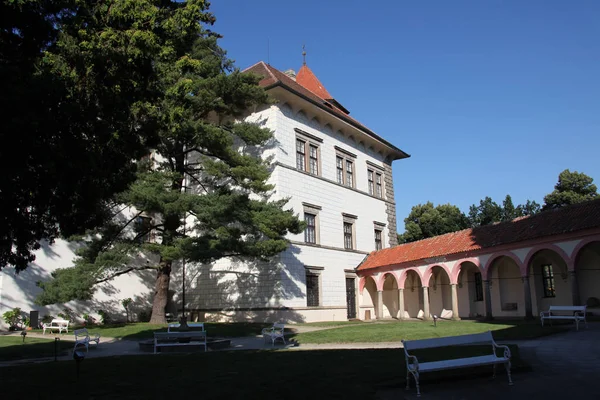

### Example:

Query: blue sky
xmin=210 ymin=0 xmax=600 ymax=231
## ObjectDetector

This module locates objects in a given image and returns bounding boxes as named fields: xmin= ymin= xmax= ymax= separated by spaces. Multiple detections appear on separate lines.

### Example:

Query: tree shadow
xmin=471 ymin=318 xmax=571 ymax=341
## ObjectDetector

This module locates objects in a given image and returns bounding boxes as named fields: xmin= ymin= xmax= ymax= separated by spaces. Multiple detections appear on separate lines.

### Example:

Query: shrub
xmin=41 ymin=314 xmax=54 ymax=324
xmin=2 ymin=308 xmax=23 ymax=330
xmin=57 ymin=307 xmax=76 ymax=321
xmin=138 ymin=310 xmax=151 ymax=323
xmin=97 ymin=309 xmax=112 ymax=325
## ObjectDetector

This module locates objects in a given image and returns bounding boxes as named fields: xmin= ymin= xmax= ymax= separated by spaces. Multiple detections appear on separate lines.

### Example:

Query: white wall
xmin=490 ymin=257 xmax=524 ymax=317
xmin=576 ymin=244 xmax=600 ymax=307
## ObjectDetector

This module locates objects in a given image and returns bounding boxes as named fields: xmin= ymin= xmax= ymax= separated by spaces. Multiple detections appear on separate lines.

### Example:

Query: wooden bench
xmin=167 ymin=322 xmax=205 ymax=332
xmin=42 ymin=319 xmax=70 ymax=334
xmin=402 ymin=331 xmax=512 ymax=397
xmin=153 ymin=331 xmax=207 ymax=354
xmin=73 ymin=328 xmax=101 ymax=352
xmin=540 ymin=305 xmax=587 ymax=331
xmin=261 ymin=323 xmax=286 ymax=346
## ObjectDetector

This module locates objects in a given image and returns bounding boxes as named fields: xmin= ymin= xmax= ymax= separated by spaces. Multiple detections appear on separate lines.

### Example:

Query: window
xmin=375 ymin=172 xmax=382 ymax=197
xmin=305 ymin=268 xmax=323 ymax=307
xmin=344 ymin=222 xmax=353 ymax=250
xmin=542 ymin=265 xmax=556 ymax=298
xmin=296 ymin=139 xmax=306 ymax=171
xmin=374 ymin=229 xmax=382 ymax=250
xmin=336 ymin=156 xmax=344 ymax=184
xmin=304 ymin=213 xmax=316 ymax=244
xmin=345 ymin=160 xmax=354 ymax=187
xmin=368 ymin=170 xmax=374 ymax=195
xmin=309 ymin=145 xmax=318 ymax=175
xmin=134 ymin=216 xmax=153 ymax=243
xmin=335 ymin=147 xmax=356 ymax=188
xmin=294 ymin=129 xmax=322 ymax=176
xmin=474 ymin=272 xmax=483 ymax=302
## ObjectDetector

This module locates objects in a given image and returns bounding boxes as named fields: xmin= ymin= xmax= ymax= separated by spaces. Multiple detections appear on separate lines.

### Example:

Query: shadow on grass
xmin=80 ymin=322 xmax=274 ymax=341
xmin=0 ymin=348 xmax=530 ymax=399
xmin=472 ymin=318 xmax=571 ymax=341
xmin=0 ymin=336 xmax=71 ymax=361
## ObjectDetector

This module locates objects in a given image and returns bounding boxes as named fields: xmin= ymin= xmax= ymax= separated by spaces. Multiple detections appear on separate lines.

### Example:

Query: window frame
xmin=304 ymin=213 xmax=317 ymax=244
xmin=295 ymin=129 xmax=322 ymax=177
xmin=342 ymin=213 xmax=358 ymax=250
xmin=335 ymin=147 xmax=356 ymax=188
xmin=305 ymin=266 xmax=324 ymax=307
xmin=374 ymin=229 xmax=382 ymax=250
xmin=367 ymin=169 xmax=374 ymax=195
xmin=541 ymin=264 xmax=556 ymax=298
xmin=302 ymin=202 xmax=321 ymax=245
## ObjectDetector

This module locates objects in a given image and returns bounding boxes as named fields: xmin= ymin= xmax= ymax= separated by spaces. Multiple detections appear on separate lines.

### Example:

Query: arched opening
xmin=575 ymin=241 xmax=600 ymax=311
xmin=360 ymin=276 xmax=378 ymax=320
xmin=528 ymin=249 xmax=570 ymax=315
xmin=427 ymin=266 xmax=452 ymax=319
xmin=403 ymin=270 xmax=423 ymax=319
xmin=382 ymin=274 xmax=399 ymax=318
xmin=456 ymin=262 xmax=485 ymax=318
xmin=488 ymin=256 xmax=524 ymax=317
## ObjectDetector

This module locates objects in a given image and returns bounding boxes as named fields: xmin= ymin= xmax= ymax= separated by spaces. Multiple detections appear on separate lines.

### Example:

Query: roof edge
xmin=266 ymin=80 xmax=410 ymax=160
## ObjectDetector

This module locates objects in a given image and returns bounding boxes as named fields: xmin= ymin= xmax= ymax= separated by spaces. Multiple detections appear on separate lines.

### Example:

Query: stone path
xmin=379 ymin=322 xmax=600 ymax=399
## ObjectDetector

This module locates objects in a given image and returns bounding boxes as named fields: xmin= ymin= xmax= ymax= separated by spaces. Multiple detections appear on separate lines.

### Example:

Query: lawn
xmin=41 ymin=321 xmax=273 ymax=340
xmin=0 ymin=335 xmax=72 ymax=361
xmin=293 ymin=319 xmax=569 ymax=344
xmin=1 ymin=346 xmax=528 ymax=399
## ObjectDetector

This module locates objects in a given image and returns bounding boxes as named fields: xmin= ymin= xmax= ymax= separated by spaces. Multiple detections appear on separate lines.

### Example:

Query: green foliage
xmin=398 ymin=202 xmax=469 ymax=243
xmin=122 ymin=298 xmax=133 ymax=322
xmin=35 ymin=1 xmax=304 ymax=324
xmin=468 ymin=195 xmax=540 ymax=228
xmin=543 ymin=169 xmax=598 ymax=211
xmin=97 ymin=310 xmax=111 ymax=325
xmin=2 ymin=308 xmax=24 ymax=330
xmin=57 ymin=308 xmax=76 ymax=322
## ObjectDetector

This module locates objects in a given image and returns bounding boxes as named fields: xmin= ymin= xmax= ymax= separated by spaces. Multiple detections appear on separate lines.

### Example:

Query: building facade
xmin=357 ymin=199 xmax=600 ymax=321
xmin=0 ymin=61 xmax=409 ymax=327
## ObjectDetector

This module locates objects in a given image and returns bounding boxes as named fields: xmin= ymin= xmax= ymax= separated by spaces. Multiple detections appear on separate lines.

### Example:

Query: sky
xmin=209 ymin=0 xmax=600 ymax=230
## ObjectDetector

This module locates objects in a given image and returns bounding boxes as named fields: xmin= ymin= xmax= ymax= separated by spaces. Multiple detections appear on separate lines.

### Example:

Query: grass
xmin=30 ymin=322 xmax=273 ymax=340
xmin=1 ymin=346 xmax=528 ymax=399
xmin=293 ymin=319 xmax=570 ymax=344
xmin=0 ymin=336 xmax=72 ymax=361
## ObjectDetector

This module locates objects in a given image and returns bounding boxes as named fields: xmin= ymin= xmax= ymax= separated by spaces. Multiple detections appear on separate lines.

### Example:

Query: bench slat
xmin=403 ymin=331 xmax=494 ymax=351
xmin=548 ymin=306 xmax=586 ymax=311
xmin=414 ymin=355 xmax=507 ymax=373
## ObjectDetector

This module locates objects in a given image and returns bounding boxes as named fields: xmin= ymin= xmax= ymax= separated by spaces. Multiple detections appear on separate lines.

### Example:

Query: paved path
xmin=379 ymin=322 xmax=600 ymax=400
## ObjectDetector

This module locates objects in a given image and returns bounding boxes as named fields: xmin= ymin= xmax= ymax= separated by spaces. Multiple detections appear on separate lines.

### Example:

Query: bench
xmin=167 ymin=322 xmax=205 ymax=332
xmin=540 ymin=305 xmax=587 ymax=331
xmin=153 ymin=331 xmax=207 ymax=354
xmin=42 ymin=319 xmax=70 ymax=334
xmin=261 ymin=323 xmax=286 ymax=346
xmin=402 ymin=331 xmax=512 ymax=397
xmin=73 ymin=328 xmax=101 ymax=352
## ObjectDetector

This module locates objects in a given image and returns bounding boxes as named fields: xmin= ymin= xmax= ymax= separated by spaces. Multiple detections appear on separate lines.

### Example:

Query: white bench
xmin=540 ymin=305 xmax=587 ymax=331
xmin=402 ymin=331 xmax=512 ymax=397
xmin=42 ymin=319 xmax=70 ymax=334
xmin=261 ymin=323 xmax=286 ymax=346
xmin=153 ymin=331 xmax=207 ymax=354
xmin=167 ymin=322 xmax=205 ymax=332
xmin=73 ymin=328 xmax=101 ymax=352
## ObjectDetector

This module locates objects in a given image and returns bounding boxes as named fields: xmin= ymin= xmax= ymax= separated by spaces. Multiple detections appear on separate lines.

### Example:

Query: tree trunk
xmin=149 ymin=260 xmax=172 ymax=324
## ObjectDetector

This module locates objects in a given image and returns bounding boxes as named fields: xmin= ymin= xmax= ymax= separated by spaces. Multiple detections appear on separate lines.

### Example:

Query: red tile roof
xmin=242 ymin=61 xmax=410 ymax=160
xmin=358 ymin=198 xmax=600 ymax=272
xmin=296 ymin=65 xmax=333 ymax=100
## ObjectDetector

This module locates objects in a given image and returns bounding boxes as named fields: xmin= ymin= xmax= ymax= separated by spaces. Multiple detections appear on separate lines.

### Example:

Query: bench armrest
xmin=493 ymin=343 xmax=511 ymax=359
xmin=540 ymin=311 xmax=551 ymax=318
xmin=406 ymin=354 xmax=419 ymax=371
xmin=261 ymin=328 xmax=274 ymax=335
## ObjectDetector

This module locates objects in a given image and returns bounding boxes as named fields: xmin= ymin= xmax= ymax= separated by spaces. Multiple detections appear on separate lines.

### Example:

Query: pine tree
xmin=36 ymin=1 xmax=304 ymax=323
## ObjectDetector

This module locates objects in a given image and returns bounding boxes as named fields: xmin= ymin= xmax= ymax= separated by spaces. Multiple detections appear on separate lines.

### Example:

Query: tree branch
xmin=95 ymin=265 xmax=157 ymax=285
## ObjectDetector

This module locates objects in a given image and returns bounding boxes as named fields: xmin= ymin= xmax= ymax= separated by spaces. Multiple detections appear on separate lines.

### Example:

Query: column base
xmin=452 ymin=316 xmax=461 ymax=321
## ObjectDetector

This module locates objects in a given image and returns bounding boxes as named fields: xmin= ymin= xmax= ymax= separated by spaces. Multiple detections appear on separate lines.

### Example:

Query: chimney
xmin=283 ymin=69 xmax=297 ymax=81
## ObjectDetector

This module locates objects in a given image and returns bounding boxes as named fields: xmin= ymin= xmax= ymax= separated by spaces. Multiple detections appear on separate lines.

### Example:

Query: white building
xmin=0 ymin=61 xmax=409 ymax=327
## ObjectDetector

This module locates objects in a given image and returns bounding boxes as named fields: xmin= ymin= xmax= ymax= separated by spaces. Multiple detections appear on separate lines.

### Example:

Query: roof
xmin=242 ymin=61 xmax=409 ymax=160
xmin=357 ymin=198 xmax=600 ymax=272
xmin=296 ymin=65 xmax=333 ymax=101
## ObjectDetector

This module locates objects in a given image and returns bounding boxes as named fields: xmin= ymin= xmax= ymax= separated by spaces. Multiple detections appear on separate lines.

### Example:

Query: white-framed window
xmin=368 ymin=170 xmax=374 ymax=195
xmin=304 ymin=213 xmax=316 ymax=244
xmin=305 ymin=266 xmax=324 ymax=307
xmin=336 ymin=147 xmax=356 ymax=188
